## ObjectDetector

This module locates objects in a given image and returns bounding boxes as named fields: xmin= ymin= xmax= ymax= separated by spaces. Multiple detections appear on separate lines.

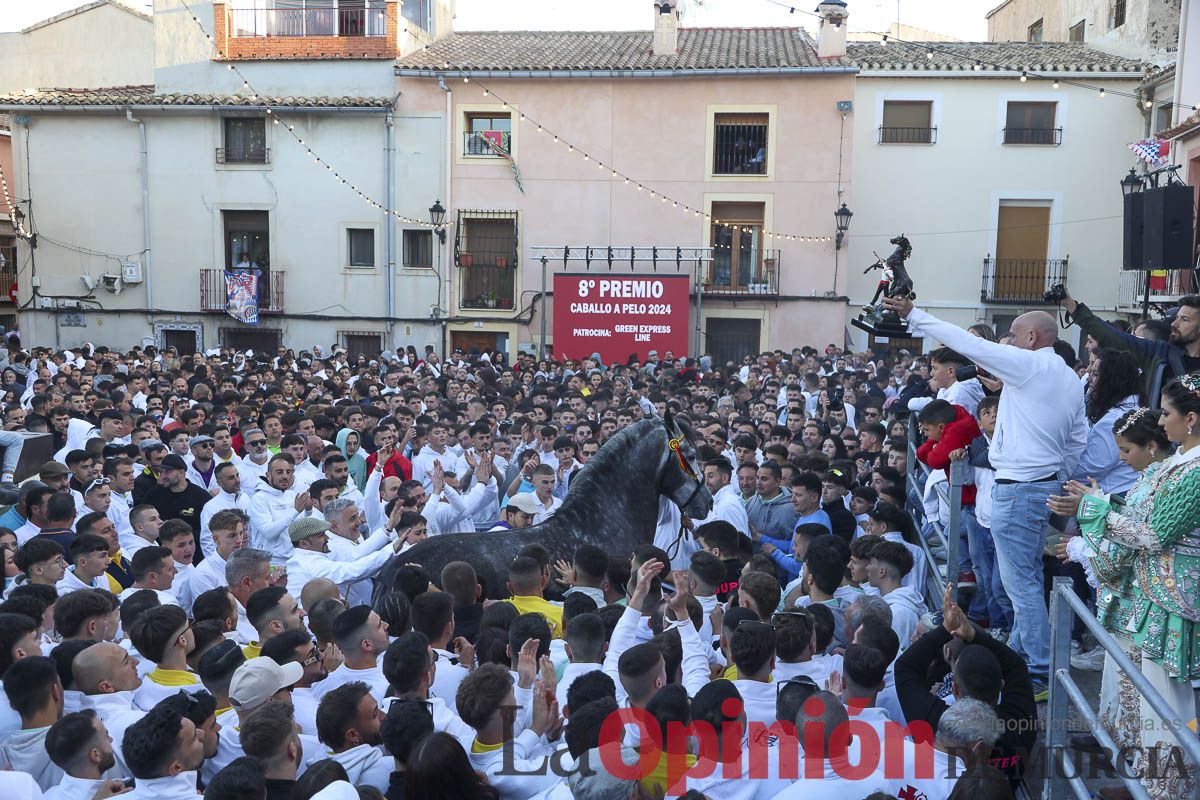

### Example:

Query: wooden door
xmin=994 ymin=205 xmax=1050 ymax=301
xmin=451 ymin=331 xmax=498 ymax=355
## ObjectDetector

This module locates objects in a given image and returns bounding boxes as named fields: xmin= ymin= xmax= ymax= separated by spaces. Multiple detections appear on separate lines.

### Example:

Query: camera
xmin=955 ymin=364 xmax=978 ymax=382
xmin=1044 ymin=283 xmax=1068 ymax=304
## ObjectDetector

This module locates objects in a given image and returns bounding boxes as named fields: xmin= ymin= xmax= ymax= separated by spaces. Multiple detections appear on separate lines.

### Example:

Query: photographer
xmin=882 ymin=295 xmax=1087 ymax=697
xmin=1059 ymin=285 xmax=1200 ymax=402
xmin=907 ymin=347 xmax=985 ymax=417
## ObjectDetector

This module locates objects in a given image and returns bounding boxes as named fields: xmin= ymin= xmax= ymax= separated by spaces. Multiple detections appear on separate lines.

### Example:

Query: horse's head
xmin=889 ymin=234 xmax=912 ymax=256
xmin=659 ymin=410 xmax=713 ymax=519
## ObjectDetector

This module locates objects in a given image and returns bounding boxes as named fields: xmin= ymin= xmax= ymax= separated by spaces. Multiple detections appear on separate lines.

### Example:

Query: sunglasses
xmin=85 ymin=477 xmax=112 ymax=493
xmin=770 ymin=610 xmax=812 ymax=626
xmin=246 ymin=439 xmax=267 ymax=447
xmin=775 ymin=673 xmax=819 ymax=700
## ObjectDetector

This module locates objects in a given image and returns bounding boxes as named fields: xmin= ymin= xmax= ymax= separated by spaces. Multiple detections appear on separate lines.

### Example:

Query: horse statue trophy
xmin=853 ymin=234 xmax=917 ymax=337
xmin=374 ymin=412 xmax=713 ymax=602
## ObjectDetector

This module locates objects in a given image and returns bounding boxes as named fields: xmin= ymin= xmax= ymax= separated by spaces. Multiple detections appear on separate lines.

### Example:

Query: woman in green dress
xmin=1050 ymin=374 xmax=1200 ymax=799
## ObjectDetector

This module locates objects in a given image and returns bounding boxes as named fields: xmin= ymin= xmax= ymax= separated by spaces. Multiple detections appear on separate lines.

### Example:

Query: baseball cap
xmin=229 ymin=657 xmax=303 ymax=711
xmin=39 ymin=462 xmax=69 ymax=478
xmin=289 ymin=516 xmax=331 ymax=543
xmin=160 ymin=454 xmax=188 ymax=471
xmin=507 ymin=492 xmax=542 ymax=516
xmin=189 ymin=435 xmax=215 ymax=447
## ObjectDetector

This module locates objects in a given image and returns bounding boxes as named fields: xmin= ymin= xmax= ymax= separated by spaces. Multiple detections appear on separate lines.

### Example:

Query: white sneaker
xmin=1070 ymin=647 xmax=1106 ymax=672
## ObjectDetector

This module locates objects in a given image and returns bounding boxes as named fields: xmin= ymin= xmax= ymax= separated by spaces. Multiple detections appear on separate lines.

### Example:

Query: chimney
xmin=653 ymin=1 xmax=679 ymax=57
xmin=816 ymin=0 xmax=848 ymax=59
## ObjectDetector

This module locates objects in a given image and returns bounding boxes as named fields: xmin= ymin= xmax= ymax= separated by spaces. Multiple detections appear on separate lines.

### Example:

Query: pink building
xmin=0 ymin=115 xmax=15 ymax=328
xmin=395 ymin=1 xmax=858 ymax=365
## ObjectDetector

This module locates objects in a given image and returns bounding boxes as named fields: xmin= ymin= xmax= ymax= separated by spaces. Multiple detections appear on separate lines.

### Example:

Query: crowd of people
xmin=0 ymin=285 xmax=1192 ymax=800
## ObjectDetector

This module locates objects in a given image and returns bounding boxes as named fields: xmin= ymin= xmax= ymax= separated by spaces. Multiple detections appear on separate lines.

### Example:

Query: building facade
xmin=0 ymin=0 xmax=451 ymax=356
xmin=395 ymin=1 xmax=858 ymax=364
xmin=844 ymin=41 xmax=1146 ymax=348
xmin=985 ymin=0 xmax=1180 ymax=64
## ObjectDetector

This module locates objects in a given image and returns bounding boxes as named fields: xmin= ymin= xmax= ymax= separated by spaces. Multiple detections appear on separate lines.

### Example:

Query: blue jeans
xmin=990 ymin=479 xmax=1056 ymax=677
xmin=967 ymin=514 xmax=1013 ymax=630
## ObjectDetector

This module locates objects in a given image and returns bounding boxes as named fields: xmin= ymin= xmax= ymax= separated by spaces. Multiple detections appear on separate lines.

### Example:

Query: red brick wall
xmin=213 ymin=1 xmax=398 ymax=61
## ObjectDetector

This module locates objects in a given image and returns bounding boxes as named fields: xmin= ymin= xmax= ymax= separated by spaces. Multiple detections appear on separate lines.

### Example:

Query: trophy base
xmin=852 ymin=315 xmax=910 ymax=337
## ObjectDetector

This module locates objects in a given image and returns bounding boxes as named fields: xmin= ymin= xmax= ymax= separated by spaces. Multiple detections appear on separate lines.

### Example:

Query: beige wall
xmin=987 ymin=0 xmax=1180 ymax=62
xmin=0 ymin=4 xmax=154 ymax=93
xmin=398 ymin=72 xmax=856 ymax=356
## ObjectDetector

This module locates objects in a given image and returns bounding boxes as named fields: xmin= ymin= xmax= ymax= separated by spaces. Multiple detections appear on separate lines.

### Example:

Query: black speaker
xmin=1142 ymin=185 xmax=1195 ymax=270
xmin=1123 ymin=192 xmax=1144 ymax=270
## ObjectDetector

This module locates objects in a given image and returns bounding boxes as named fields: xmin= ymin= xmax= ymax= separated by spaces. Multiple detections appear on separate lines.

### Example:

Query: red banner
xmin=553 ymin=273 xmax=691 ymax=363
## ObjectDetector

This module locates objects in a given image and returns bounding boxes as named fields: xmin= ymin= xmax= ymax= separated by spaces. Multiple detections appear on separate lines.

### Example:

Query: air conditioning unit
xmin=121 ymin=261 xmax=144 ymax=284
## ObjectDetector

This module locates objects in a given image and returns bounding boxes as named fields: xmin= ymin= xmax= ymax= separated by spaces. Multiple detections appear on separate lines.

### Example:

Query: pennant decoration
xmin=1128 ymin=138 xmax=1170 ymax=168
xmin=481 ymin=131 xmax=525 ymax=195
xmin=1149 ymin=270 xmax=1168 ymax=291
xmin=224 ymin=271 xmax=259 ymax=325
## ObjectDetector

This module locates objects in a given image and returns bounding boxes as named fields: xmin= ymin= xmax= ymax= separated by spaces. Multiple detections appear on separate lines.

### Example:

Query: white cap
xmin=229 ymin=657 xmax=304 ymax=710
xmin=507 ymin=492 xmax=542 ymax=516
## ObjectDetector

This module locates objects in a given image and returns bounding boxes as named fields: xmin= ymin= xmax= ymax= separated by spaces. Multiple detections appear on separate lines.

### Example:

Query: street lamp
xmin=1120 ymin=168 xmax=1143 ymax=197
xmin=429 ymin=199 xmax=446 ymax=244
xmin=834 ymin=203 xmax=853 ymax=249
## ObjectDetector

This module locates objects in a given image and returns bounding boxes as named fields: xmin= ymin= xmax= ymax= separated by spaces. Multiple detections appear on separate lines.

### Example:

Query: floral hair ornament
xmin=1114 ymin=407 xmax=1158 ymax=438
xmin=1182 ymin=372 xmax=1200 ymax=397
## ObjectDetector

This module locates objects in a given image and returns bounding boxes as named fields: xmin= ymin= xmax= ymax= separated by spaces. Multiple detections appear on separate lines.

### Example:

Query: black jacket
xmin=822 ymin=500 xmax=858 ymax=543
xmin=895 ymin=626 xmax=1037 ymax=792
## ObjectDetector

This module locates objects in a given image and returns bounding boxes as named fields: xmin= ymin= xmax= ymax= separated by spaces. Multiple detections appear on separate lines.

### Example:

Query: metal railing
xmin=462 ymin=130 xmax=511 ymax=157
xmin=215 ymin=147 xmax=270 ymax=165
xmin=1003 ymin=127 xmax=1063 ymax=145
xmin=879 ymin=126 xmax=937 ymax=144
xmin=712 ymin=120 xmax=768 ymax=175
xmin=981 ymin=257 xmax=1070 ymax=304
xmin=907 ymin=414 xmax=964 ymax=608
xmin=0 ymin=272 xmax=15 ymax=303
xmin=459 ymin=264 xmax=516 ymax=311
xmin=1045 ymin=576 xmax=1200 ymax=799
xmin=704 ymin=249 xmax=780 ymax=296
xmin=200 ymin=269 xmax=285 ymax=313
xmin=226 ymin=5 xmax=386 ymax=37
xmin=1117 ymin=269 xmax=1198 ymax=308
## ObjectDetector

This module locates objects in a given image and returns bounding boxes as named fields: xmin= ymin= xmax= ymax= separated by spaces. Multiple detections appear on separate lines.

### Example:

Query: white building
xmin=844 ymin=40 xmax=1146 ymax=350
xmin=0 ymin=0 xmax=451 ymax=356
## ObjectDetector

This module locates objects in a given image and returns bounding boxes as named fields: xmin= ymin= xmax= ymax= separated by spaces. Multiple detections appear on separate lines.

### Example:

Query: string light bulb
xmin=1019 ymin=72 xmax=1027 ymax=82
xmin=1099 ymin=88 xmax=1106 ymax=98
xmin=1052 ymin=80 xmax=1060 ymax=89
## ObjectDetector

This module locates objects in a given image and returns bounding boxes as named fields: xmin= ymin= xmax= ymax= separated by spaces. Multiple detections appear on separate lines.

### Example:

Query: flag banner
xmin=224 ymin=271 xmax=259 ymax=325
xmin=1149 ymin=270 xmax=1168 ymax=291
xmin=482 ymin=132 xmax=526 ymax=194
xmin=1128 ymin=138 xmax=1170 ymax=168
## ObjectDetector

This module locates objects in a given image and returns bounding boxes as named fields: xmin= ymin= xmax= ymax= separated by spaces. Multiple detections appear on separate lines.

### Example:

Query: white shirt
xmin=44 ymin=776 xmax=109 ymax=800
xmin=882 ymin=531 xmax=928 ymax=595
xmin=198 ymin=490 xmax=251 ymax=558
xmin=188 ymin=550 xmax=229 ymax=605
xmin=411 ymin=445 xmax=469 ymax=491
xmin=125 ymin=771 xmax=202 ymax=800
xmin=55 ymin=568 xmax=108 ymax=595
xmin=429 ymin=646 xmax=470 ymax=714
xmin=286 ymin=544 xmax=396 ymax=609
xmin=237 ymin=456 xmax=271 ymax=497
xmin=108 ymin=491 xmax=133 ymax=536
xmin=14 ymin=520 xmax=40 ymax=546
xmin=556 ymin=661 xmax=604 ymax=713
xmin=907 ymin=377 xmax=986 ymax=418
xmin=248 ymin=481 xmax=300 ymax=560
xmin=905 ymin=307 xmax=1087 ymax=482
xmin=699 ymin=483 xmax=751 ymax=536
xmin=312 ymin=662 xmax=391 ymax=705
xmin=324 ymin=526 xmax=395 ymax=607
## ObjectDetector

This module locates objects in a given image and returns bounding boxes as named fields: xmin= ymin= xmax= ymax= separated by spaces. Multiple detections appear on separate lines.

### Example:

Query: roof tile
xmin=846 ymin=41 xmax=1144 ymax=73
xmin=0 ymin=85 xmax=391 ymax=108
xmin=396 ymin=28 xmax=852 ymax=72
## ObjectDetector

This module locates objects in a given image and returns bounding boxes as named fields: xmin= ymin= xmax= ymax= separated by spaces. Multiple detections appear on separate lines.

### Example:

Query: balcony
xmin=225 ymin=5 xmax=386 ymax=38
xmin=463 ymin=131 xmax=511 ymax=157
xmin=216 ymin=146 xmax=270 ymax=165
xmin=0 ymin=272 xmax=14 ymax=304
xmin=981 ymin=257 xmax=1068 ymax=304
xmin=200 ymin=269 xmax=285 ymax=314
xmin=458 ymin=257 xmax=516 ymax=311
xmin=1118 ymin=269 xmax=1198 ymax=310
xmin=702 ymin=249 xmax=780 ymax=297
xmin=879 ymin=126 xmax=937 ymax=144
xmin=1003 ymin=127 xmax=1062 ymax=145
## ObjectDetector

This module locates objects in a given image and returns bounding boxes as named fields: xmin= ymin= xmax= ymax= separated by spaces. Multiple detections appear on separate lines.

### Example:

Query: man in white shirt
xmin=528 ymin=464 xmax=562 ymax=524
xmin=886 ymin=296 xmax=1087 ymax=686
xmin=411 ymin=421 xmax=468 ymax=490
xmin=103 ymin=456 xmax=137 ymax=537
xmin=199 ymin=463 xmax=251 ymax=559
xmin=379 ymin=633 xmax=473 ymax=740
xmin=697 ymin=457 xmax=750 ymax=535
xmin=312 ymin=604 xmax=393 ymax=704
xmin=118 ymin=546 xmax=180 ymax=608
xmin=190 ymin=509 xmax=249 ymax=604
xmin=121 ymin=504 xmax=162 ymax=558
xmin=320 ymin=498 xmax=396 ymax=607
xmin=285 ymin=516 xmax=404 ymax=610
xmin=238 ymin=428 xmax=272 ymax=496
xmin=73 ymin=642 xmax=145 ymax=777
xmin=248 ymin=454 xmax=311 ymax=561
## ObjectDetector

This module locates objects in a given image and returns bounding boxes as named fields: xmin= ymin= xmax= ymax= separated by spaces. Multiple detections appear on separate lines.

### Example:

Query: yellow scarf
xmin=471 ymin=738 xmax=504 ymax=754
xmin=148 ymin=667 xmax=199 ymax=687
xmin=104 ymin=549 xmax=126 ymax=595
xmin=243 ymin=642 xmax=262 ymax=660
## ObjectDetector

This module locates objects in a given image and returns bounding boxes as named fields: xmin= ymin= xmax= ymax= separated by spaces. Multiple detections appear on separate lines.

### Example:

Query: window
xmin=880 ymin=101 xmax=935 ymax=144
xmin=1157 ymin=103 xmax=1174 ymax=134
xmin=984 ymin=202 xmax=1061 ymax=303
xmin=339 ymin=331 xmax=385 ymax=359
xmin=1112 ymin=0 xmax=1126 ymax=29
xmin=0 ymin=235 xmax=14 ymax=278
xmin=1069 ymin=20 xmax=1086 ymax=41
xmin=1028 ymin=18 xmax=1043 ymax=41
xmin=464 ymin=112 xmax=512 ymax=156
xmin=347 ymin=228 xmax=375 ymax=267
xmin=1004 ymin=102 xmax=1060 ymax=145
xmin=708 ymin=202 xmax=772 ymax=294
xmin=401 ymin=0 xmax=432 ymax=32
xmin=403 ymin=229 xmax=433 ymax=269
xmin=163 ymin=329 xmax=199 ymax=356
xmin=456 ymin=211 xmax=517 ymax=310
xmin=223 ymin=210 xmax=273 ymax=302
xmin=713 ymin=113 xmax=768 ymax=175
xmin=220 ymin=118 xmax=268 ymax=164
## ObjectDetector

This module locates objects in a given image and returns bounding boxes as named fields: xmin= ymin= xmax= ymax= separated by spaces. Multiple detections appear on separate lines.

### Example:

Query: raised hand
xmin=516 ymin=637 xmax=540 ymax=688
xmin=553 ymin=559 xmax=576 ymax=586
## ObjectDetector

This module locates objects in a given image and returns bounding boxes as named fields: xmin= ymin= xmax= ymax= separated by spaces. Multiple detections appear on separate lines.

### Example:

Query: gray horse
xmin=374 ymin=412 xmax=713 ymax=601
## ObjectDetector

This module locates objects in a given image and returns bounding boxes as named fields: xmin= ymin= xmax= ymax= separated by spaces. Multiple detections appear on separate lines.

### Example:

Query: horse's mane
xmin=561 ymin=417 xmax=663 ymax=505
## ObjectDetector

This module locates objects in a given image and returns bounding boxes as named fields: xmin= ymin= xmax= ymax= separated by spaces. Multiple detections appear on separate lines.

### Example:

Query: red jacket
xmin=917 ymin=404 xmax=980 ymax=506
xmin=366 ymin=449 xmax=412 ymax=481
